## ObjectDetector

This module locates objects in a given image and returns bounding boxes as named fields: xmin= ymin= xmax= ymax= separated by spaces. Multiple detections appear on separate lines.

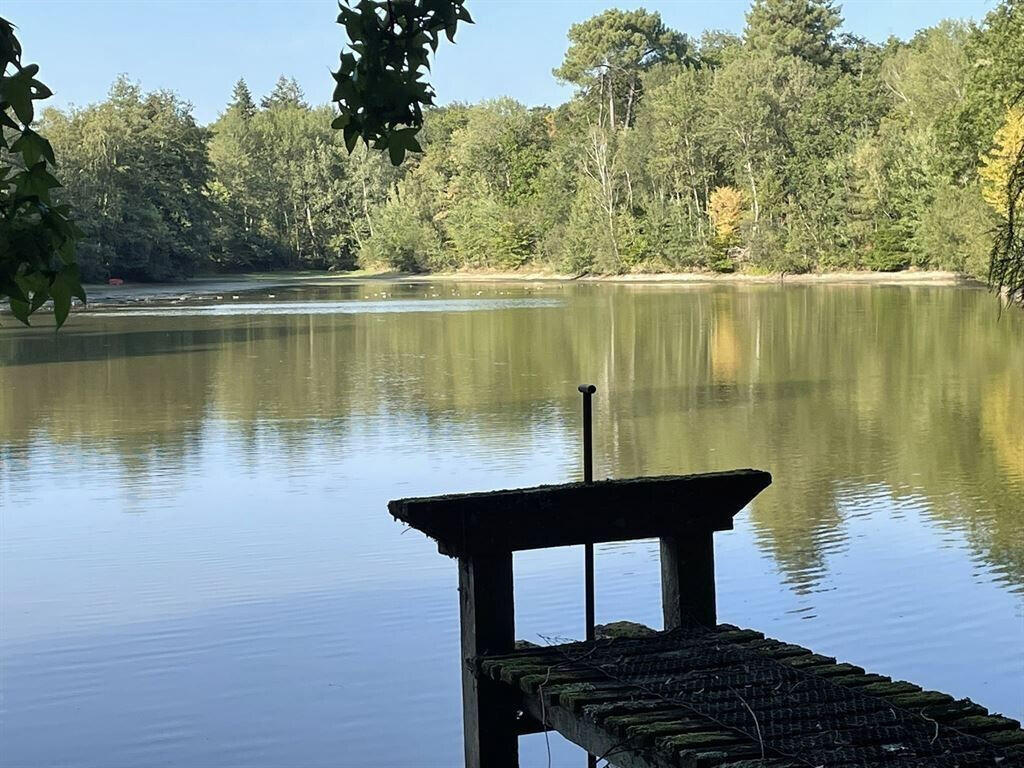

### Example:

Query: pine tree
xmin=229 ymin=78 xmax=256 ymax=118
xmin=744 ymin=0 xmax=843 ymax=68
xmin=261 ymin=76 xmax=306 ymax=110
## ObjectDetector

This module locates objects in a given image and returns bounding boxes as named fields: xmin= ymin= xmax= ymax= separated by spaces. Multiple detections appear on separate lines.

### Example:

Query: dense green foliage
xmin=357 ymin=1 xmax=1022 ymax=278
xmin=1 ymin=17 xmax=83 ymax=326
xmin=206 ymin=77 xmax=398 ymax=272
xmin=42 ymin=77 xmax=399 ymax=279
xmin=30 ymin=0 xmax=1024 ymax=284
xmin=332 ymin=0 xmax=472 ymax=163
xmin=43 ymin=78 xmax=212 ymax=281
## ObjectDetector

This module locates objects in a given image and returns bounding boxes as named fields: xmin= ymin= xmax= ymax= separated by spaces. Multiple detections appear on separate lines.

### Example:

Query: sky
xmin=6 ymin=0 xmax=998 ymax=125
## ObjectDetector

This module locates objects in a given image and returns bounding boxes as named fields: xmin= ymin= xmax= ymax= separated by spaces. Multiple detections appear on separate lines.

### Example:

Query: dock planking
xmin=481 ymin=621 xmax=1024 ymax=767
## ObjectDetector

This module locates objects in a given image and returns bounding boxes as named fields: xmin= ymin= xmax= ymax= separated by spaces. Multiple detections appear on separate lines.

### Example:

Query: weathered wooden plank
xmin=458 ymin=554 xmax=518 ymax=768
xmin=389 ymin=469 xmax=772 ymax=557
xmin=519 ymin=684 xmax=664 ymax=768
xmin=661 ymin=531 xmax=717 ymax=627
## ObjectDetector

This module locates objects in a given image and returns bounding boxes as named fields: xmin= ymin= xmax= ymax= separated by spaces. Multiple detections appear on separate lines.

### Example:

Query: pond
xmin=1 ymin=279 xmax=1021 ymax=766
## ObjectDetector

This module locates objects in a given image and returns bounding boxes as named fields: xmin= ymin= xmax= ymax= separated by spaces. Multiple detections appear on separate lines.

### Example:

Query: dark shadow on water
xmin=0 ymin=322 xmax=319 ymax=367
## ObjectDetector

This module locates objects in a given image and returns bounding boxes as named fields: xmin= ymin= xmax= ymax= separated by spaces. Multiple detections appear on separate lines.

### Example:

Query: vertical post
xmin=577 ymin=384 xmax=596 ymax=642
xmin=459 ymin=553 xmax=518 ymax=768
xmin=577 ymin=384 xmax=597 ymax=768
xmin=660 ymin=531 xmax=717 ymax=629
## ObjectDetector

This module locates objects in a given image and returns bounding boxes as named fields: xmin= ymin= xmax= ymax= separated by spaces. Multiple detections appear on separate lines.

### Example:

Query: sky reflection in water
xmin=1 ymin=281 xmax=1021 ymax=767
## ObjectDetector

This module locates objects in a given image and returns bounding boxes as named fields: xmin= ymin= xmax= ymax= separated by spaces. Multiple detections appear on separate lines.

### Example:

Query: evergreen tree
xmin=554 ymin=9 xmax=692 ymax=128
xmin=261 ymin=76 xmax=306 ymax=110
xmin=744 ymin=0 xmax=843 ymax=68
xmin=229 ymin=78 xmax=256 ymax=118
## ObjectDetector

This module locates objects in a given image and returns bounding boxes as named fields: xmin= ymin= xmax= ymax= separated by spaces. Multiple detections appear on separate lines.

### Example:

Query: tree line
xmin=40 ymin=0 xmax=1024 ymax=283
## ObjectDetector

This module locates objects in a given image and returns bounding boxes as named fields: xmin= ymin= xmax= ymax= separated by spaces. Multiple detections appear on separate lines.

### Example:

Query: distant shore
xmin=76 ymin=268 xmax=980 ymax=307
xmin=407 ymin=268 xmax=974 ymax=286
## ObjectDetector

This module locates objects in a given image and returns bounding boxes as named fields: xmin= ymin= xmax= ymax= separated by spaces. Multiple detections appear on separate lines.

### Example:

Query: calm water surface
xmin=1 ymin=280 xmax=1022 ymax=767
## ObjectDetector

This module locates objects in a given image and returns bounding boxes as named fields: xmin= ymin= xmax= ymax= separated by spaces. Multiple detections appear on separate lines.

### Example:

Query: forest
xmin=38 ymin=0 xmax=1024 ymax=282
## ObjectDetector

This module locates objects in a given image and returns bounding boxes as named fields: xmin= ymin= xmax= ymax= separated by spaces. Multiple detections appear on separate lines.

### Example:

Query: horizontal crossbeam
xmin=389 ymin=469 xmax=771 ymax=557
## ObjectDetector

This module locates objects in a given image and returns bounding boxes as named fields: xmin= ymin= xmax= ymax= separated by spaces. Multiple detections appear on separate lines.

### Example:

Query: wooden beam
xmin=459 ymin=553 xmax=519 ymax=768
xmin=518 ymin=688 xmax=661 ymax=768
xmin=390 ymin=470 xmax=771 ymax=558
xmin=660 ymin=531 xmax=716 ymax=628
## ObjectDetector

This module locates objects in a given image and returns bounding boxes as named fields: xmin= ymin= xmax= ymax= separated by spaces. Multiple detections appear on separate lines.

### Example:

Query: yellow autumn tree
xmin=979 ymin=104 xmax=1024 ymax=216
xmin=708 ymin=186 xmax=746 ymax=245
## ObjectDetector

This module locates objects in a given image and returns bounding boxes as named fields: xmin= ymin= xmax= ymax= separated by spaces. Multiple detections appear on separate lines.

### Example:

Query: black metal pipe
xmin=578 ymin=384 xmax=597 ymax=768
xmin=578 ymin=384 xmax=596 ymax=646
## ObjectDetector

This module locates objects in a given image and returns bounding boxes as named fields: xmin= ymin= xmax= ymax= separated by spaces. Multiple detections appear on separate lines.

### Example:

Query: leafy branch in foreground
xmin=331 ymin=0 xmax=472 ymax=165
xmin=1 ymin=16 xmax=84 ymax=327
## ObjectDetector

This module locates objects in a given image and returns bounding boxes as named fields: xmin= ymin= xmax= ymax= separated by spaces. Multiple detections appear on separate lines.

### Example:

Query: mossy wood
xmin=388 ymin=469 xmax=771 ymax=557
xmin=482 ymin=623 xmax=1024 ymax=767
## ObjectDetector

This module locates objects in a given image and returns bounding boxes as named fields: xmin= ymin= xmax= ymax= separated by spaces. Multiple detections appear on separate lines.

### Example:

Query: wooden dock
xmin=390 ymin=469 xmax=1024 ymax=767
xmin=482 ymin=622 xmax=1024 ymax=767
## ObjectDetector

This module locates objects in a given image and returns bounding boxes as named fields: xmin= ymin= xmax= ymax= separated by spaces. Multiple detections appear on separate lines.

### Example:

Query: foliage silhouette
xmin=0 ymin=17 xmax=83 ymax=327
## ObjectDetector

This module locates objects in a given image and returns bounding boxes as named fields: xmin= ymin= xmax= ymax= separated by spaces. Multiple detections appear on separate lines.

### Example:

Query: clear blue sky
xmin=6 ymin=0 xmax=996 ymax=124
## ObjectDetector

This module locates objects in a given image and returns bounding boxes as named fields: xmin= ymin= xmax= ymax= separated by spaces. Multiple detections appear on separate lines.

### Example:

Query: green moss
xmin=555 ymin=683 xmax=596 ymax=709
xmin=985 ymin=730 xmax=1024 ymax=746
xmin=952 ymin=715 xmax=1022 ymax=733
xmin=860 ymin=681 xmax=922 ymax=697
xmin=889 ymin=691 xmax=955 ymax=708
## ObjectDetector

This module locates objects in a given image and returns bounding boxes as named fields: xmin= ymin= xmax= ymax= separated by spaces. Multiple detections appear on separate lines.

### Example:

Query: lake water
xmin=1 ymin=279 xmax=1022 ymax=767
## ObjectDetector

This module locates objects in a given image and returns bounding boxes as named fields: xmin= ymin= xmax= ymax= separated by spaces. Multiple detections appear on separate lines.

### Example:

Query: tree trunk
xmin=305 ymin=201 xmax=319 ymax=260
xmin=624 ymin=76 xmax=637 ymax=128
xmin=360 ymin=176 xmax=374 ymax=237
xmin=745 ymin=159 xmax=760 ymax=224
xmin=607 ymin=73 xmax=615 ymax=130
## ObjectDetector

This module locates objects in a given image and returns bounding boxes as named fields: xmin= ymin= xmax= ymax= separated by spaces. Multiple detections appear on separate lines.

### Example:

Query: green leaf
xmin=394 ymin=127 xmax=422 ymax=152
xmin=16 ymin=162 xmax=61 ymax=199
xmin=2 ymin=70 xmax=35 ymax=124
xmin=8 ymin=297 xmax=31 ymax=326
xmin=29 ymin=80 xmax=53 ymax=100
xmin=50 ymin=281 xmax=71 ymax=328
xmin=388 ymin=139 xmax=405 ymax=165
xmin=11 ymin=129 xmax=56 ymax=167
xmin=344 ymin=123 xmax=360 ymax=152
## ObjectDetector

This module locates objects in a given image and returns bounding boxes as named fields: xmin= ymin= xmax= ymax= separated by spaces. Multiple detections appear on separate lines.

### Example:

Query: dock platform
xmin=390 ymin=469 xmax=1023 ymax=767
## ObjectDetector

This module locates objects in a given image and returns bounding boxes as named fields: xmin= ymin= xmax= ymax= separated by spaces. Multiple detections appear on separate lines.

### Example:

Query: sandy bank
xmin=74 ymin=268 xmax=982 ymax=308
xmin=395 ymin=268 xmax=974 ymax=287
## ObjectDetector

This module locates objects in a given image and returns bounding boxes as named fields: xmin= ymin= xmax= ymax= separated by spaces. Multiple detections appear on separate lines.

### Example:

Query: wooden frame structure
xmin=389 ymin=469 xmax=772 ymax=768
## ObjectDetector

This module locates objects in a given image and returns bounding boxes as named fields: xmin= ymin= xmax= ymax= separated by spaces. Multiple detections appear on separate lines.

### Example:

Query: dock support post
xmin=660 ymin=531 xmax=716 ymax=628
xmin=459 ymin=553 xmax=518 ymax=768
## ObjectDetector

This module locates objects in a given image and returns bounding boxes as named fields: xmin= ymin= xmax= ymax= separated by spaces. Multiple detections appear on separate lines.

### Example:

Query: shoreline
xmin=73 ymin=268 xmax=982 ymax=307
xmin=402 ymin=268 xmax=975 ymax=287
